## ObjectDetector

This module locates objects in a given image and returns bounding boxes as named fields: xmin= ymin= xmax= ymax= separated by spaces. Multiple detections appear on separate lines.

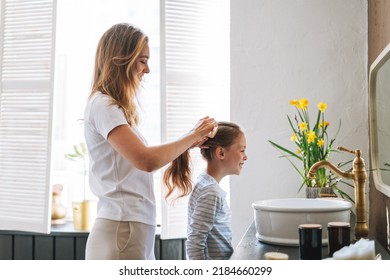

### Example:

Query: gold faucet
xmin=307 ymin=146 xmax=368 ymax=240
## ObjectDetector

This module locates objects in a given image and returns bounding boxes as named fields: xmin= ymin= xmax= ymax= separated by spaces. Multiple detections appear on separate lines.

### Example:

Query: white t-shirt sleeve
xmin=90 ymin=94 xmax=129 ymax=140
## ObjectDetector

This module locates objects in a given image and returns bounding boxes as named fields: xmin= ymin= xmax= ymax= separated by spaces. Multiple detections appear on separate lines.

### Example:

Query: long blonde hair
xmin=163 ymin=121 xmax=243 ymax=201
xmin=90 ymin=23 xmax=148 ymax=126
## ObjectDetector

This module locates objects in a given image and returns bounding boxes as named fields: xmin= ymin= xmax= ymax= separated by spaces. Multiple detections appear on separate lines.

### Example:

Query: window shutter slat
xmin=0 ymin=0 xmax=56 ymax=234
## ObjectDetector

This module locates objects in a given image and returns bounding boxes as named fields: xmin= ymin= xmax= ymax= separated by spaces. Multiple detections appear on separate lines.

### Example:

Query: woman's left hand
xmin=190 ymin=117 xmax=217 ymax=147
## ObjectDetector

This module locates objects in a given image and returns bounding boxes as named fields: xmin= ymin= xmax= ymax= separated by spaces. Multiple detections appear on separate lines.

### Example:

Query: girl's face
xmin=223 ymin=133 xmax=247 ymax=175
xmin=136 ymin=43 xmax=150 ymax=81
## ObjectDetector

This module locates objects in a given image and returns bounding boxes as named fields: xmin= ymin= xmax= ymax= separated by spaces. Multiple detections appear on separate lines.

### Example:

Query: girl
xmin=165 ymin=122 xmax=247 ymax=259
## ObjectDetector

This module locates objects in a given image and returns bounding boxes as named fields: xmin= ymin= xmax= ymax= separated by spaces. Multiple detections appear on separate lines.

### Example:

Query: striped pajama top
xmin=186 ymin=172 xmax=233 ymax=260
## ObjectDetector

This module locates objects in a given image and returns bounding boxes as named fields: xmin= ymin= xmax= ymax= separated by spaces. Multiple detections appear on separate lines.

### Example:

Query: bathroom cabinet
xmin=0 ymin=223 xmax=186 ymax=260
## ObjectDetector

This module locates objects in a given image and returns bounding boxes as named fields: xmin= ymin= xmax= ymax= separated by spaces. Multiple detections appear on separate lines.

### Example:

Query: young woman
xmin=164 ymin=122 xmax=247 ymax=259
xmin=83 ymin=23 xmax=216 ymax=260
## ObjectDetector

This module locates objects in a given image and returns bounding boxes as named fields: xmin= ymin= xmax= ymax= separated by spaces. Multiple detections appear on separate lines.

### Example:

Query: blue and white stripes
xmin=186 ymin=172 xmax=233 ymax=260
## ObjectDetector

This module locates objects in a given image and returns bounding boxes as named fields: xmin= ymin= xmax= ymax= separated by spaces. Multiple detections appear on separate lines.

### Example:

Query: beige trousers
xmin=85 ymin=218 xmax=156 ymax=260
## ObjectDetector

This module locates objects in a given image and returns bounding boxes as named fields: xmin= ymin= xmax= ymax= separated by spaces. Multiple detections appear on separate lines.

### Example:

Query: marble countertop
xmin=230 ymin=221 xmax=390 ymax=260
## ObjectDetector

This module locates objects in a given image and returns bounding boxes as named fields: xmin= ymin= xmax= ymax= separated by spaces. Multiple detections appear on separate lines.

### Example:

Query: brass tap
xmin=307 ymin=146 xmax=368 ymax=240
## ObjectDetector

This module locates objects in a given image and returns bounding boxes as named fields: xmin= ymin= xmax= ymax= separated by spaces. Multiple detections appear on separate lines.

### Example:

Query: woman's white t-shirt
xmin=84 ymin=92 xmax=156 ymax=226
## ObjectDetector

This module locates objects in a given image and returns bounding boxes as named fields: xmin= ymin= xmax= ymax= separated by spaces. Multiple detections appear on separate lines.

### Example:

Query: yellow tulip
xmin=319 ymin=121 xmax=330 ymax=128
xmin=317 ymin=102 xmax=327 ymax=113
xmin=299 ymin=98 xmax=309 ymax=110
xmin=299 ymin=122 xmax=308 ymax=131
xmin=307 ymin=130 xmax=316 ymax=143
xmin=291 ymin=133 xmax=297 ymax=142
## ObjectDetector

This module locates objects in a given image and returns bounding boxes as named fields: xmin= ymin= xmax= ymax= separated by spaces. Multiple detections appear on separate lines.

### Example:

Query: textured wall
xmin=368 ymin=0 xmax=390 ymax=253
xmin=230 ymin=0 xmax=367 ymax=246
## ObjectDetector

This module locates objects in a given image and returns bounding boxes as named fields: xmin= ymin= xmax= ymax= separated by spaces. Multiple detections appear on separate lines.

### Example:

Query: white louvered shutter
xmin=0 ymin=0 xmax=57 ymax=234
xmin=161 ymin=0 xmax=230 ymax=239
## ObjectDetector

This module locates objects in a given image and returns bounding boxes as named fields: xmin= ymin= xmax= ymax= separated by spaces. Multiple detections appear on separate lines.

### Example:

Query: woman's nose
xmin=144 ymin=64 xmax=150 ymax=73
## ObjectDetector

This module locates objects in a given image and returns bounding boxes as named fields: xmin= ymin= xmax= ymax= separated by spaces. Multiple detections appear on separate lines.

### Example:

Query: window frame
xmin=0 ymin=0 xmax=57 ymax=234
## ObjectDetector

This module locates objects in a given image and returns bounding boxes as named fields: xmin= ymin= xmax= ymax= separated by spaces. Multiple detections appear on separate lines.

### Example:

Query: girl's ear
xmin=215 ymin=147 xmax=225 ymax=159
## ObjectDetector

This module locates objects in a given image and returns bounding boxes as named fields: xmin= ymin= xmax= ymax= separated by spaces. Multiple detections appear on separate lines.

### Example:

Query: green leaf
xmin=287 ymin=115 xmax=298 ymax=134
xmin=65 ymin=142 xmax=87 ymax=163
xmin=333 ymin=184 xmax=355 ymax=203
xmin=268 ymin=140 xmax=302 ymax=161
xmin=268 ymin=140 xmax=309 ymax=187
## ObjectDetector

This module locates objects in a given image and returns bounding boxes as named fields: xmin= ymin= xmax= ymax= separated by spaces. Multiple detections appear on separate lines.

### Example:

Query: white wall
xmin=230 ymin=0 xmax=367 ymax=246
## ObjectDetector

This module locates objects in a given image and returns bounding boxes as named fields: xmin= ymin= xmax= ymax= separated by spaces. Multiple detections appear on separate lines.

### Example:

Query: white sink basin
xmin=252 ymin=198 xmax=352 ymax=246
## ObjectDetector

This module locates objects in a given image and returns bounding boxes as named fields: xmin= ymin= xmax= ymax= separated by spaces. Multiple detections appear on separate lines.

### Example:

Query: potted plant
xmin=268 ymin=98 xmax=353 ymax=202
xmin=65 ymin=142 xmax=96 ymax=230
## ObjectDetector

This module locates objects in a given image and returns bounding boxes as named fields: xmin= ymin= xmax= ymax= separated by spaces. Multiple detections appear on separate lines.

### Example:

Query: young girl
xmin=165 ymin=122 xmax=247 ymax=260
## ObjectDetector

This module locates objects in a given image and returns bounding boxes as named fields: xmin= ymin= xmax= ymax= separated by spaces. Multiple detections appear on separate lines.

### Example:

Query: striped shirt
xmin=186 ymin=172 xmax=233 ymax=260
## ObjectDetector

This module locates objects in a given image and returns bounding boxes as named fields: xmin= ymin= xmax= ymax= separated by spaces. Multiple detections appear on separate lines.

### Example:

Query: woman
xmin=84 ymin=23 xmax=216 ymax=260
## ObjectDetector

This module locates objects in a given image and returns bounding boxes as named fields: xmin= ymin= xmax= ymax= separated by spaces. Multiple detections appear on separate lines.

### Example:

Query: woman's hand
xmin=108 ymin=117 xmax=217 ymax=171
xmin=190 ymin=117 xmax=217 ymax=148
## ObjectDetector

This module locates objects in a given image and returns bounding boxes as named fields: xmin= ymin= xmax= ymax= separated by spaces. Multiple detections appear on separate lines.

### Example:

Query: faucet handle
xmin=338 ymin=146 xmax=362 ymax=158
xmin=337 ymin=146 xmax=355 ymax=154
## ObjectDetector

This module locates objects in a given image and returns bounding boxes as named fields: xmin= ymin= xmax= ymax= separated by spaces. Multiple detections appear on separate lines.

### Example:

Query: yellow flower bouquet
xmin=269 ymin=98 xmax=353 ymax=200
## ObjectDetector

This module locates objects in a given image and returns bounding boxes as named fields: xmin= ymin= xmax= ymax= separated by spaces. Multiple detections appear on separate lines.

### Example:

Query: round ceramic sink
xmin=252 ymin=198 xmax=352 ymax=246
